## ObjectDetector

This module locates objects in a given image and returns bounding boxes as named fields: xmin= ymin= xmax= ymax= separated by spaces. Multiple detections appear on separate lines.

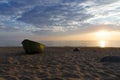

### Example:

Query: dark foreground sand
xmin=0 ymin=47 xmax=120 ymax=80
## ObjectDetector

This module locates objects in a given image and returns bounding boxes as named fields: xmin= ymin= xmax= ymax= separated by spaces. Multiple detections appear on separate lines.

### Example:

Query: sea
xmin=1 ymin=40 xmax=120 ymax=47
xmin=41 ymin=40 xmax=120 ymax=48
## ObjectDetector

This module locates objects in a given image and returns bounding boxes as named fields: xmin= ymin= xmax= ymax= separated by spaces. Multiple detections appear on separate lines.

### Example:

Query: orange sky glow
xmin=36 ymin=30 xmax=120 ymax=41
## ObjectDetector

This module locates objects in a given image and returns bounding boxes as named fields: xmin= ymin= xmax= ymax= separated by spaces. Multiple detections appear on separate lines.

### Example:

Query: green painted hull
xmin=22 ymin=39 xmax=45 ymax=54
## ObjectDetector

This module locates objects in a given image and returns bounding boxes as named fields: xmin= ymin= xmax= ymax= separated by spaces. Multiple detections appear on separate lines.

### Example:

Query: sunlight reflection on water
xmin=100 ymin=40 xmax=105 ymax=48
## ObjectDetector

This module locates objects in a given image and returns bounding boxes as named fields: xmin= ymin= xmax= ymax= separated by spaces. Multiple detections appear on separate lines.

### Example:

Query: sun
xmin=96 ymin=30 xmax=110 ymax=40
xmin=97 ymin=30 xmax=109 ymax=36
xmin=95 ymin=30 xmax=110 ymax=47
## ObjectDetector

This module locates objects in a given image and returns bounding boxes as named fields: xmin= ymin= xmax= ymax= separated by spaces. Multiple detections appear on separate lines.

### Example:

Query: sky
xmin=0 ymin=0 xmax=120 ymax=46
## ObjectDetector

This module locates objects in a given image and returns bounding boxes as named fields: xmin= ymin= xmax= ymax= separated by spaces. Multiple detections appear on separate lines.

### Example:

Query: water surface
xmin=41 ymin=40 xmax=120 ymax=47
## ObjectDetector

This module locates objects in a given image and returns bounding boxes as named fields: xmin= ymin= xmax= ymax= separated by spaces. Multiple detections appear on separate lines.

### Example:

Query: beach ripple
xmin=0 ymin=47 xmax=120 ymax=80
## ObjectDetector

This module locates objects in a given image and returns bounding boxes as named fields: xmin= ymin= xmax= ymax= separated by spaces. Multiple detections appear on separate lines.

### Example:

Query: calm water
xmin=41 ymin=40 xmax=120 ymax=47
xmin=1 ymin=40 xmax=120 ymax=47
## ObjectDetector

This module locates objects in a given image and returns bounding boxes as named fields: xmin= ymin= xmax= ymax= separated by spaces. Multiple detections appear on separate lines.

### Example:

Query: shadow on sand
xmin=100 ymin=56 xmax=120 ymax=62
xmin=0 ymin=51 xmax=42 ymax=57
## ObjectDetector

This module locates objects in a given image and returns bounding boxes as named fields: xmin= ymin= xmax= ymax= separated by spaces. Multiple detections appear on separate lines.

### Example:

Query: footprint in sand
xmin=1 ymin=75 xmax=18 ymax=80
xmin=36 ymin=72 xmax=48 ymax=79
xmin=61 ymin=72 xmax=80 ymax=78
xmin=42 ymin=77 xmax=63 ymax=80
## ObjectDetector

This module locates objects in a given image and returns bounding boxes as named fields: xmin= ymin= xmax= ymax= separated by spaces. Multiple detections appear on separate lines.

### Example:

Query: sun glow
xmin=95 ymin=30 xmax=111 ymax=41
xmin=97 ymin=30 xmax=109 ymax=36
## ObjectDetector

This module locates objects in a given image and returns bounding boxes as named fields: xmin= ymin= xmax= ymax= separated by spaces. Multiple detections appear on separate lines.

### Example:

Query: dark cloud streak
xmin=0 ymin=0 xmax=119 ymax=34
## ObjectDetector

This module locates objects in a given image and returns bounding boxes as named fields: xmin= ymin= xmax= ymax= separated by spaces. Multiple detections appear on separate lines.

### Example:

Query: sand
xmin=0 ymin=47 xmax=120 ymax=80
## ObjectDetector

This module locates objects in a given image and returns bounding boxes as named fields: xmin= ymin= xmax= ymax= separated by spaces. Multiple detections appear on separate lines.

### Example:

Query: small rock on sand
xmin=73 ymin=48 xmax=79 ymax=52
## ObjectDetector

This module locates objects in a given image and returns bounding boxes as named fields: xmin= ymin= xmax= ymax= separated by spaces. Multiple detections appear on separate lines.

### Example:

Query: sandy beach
xmin=0 ymin=47 xmax=120 ymax=80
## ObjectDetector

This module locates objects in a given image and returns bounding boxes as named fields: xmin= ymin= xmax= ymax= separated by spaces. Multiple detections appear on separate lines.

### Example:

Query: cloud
xmin=83 ymin=0 xmax=120 ymax=25
xmin=17 ymin=0 xmax=93 ymax=34
xmin=0 ymin=25 xmax=20 ymax=32
xmin=0 ymin=0 xmax=120 ymax=35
